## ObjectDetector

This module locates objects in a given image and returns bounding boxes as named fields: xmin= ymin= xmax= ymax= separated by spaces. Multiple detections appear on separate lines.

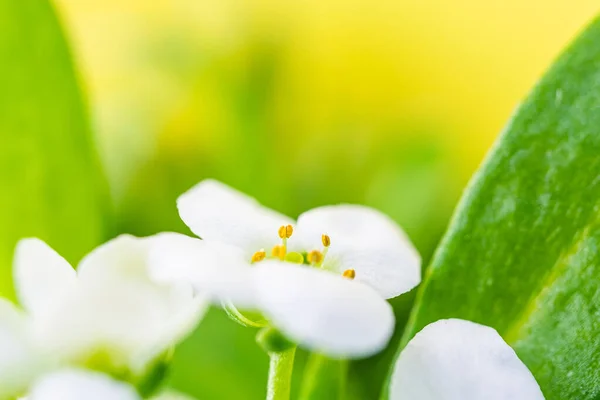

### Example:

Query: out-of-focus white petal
xmin=389 ymin=319 xmax=545 ymax=400
xmin=28 ymin=369 xmax=140 ymax=400
xmin=295 ymin=205 xmax=421 ymax=299
xmin=34 ymin=278 xmax=166 ymax=373
xmin=76 ymin=234 xmax=151 ymax=282
xmin=135 ymin=286 xmax=208 ymax=371
xmin=54 ymin=234 xmax=208 ymax=373
xmin=0 ymin=297 xmax=26 ymax=329
xmin=177 ymin=179 xmax=294 ymax=256
xmin=35 ymin=270 xmax=205 ymax=375
xmin=13 ymin=238 xmax=76 ymax=316
xmin=148 ymin=232 xmax=256 ymax=307
xmin=252 ymin=262 xmax=394 ymax=358
xmin=0 ymin=299 xmax=41 ymax=399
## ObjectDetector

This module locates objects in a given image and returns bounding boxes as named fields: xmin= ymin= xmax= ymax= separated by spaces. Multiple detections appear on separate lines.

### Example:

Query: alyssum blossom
xmin=0 ymin=298 xmax=40 ymax=399
xmin=389 ymin=319 xmax=545 ymax=400
xmin=27 ymin=369 xmax=142 ymax=400
xmin=26 ymin=368 xmax=197 ymax=400
xmin=0 ymin=235 xmax=206 ymax=398
xmin=149 ymin=179 xmax=422 ymax=357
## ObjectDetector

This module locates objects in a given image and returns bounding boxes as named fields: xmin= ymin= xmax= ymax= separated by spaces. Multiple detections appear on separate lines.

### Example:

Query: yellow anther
xmin=278 ymin=226 xmax=286 ymax=239
xmin=342 ymin=269 xmax=356 ymax=279
xmin=272 ymin=245 xmax=286 ymax=260
xmin=279 ymin=225 xmax=294 ymax=239
xmin=307 ymin=250 xmax=324 ymax=265
xmin=322 ymin=234 xmax=331 ymax=247
xmin=251 ymin=250 xmax=266 ymax=263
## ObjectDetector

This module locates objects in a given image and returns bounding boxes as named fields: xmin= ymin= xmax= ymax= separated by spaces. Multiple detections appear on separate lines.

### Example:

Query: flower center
xmin=251 ymin=225 xmax=355 ymax=279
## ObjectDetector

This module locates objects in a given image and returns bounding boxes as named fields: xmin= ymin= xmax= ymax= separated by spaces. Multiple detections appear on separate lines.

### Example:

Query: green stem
xmin=266 ymin=346 xmax=297 ymax=400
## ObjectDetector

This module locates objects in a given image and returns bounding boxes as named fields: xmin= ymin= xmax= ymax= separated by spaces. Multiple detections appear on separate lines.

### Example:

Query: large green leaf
xmin=0 ymin=0 xmax=109 ymax=297
xmin=383 ymin=15 xmax=600 ymax=400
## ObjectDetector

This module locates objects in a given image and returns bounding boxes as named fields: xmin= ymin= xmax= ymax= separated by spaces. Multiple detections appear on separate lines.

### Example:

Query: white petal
xmin=29 ymin=369 xmax=140 ymax=400
xmin=76 ymin=234 xmax=151 ymax=282
xmin=0 ymin=297 xmax=26 ymax=329
xmin=0 ymin=299 xmax=41 ymax=398
xmin=58 ymin=283 xmax=202 ymax=375
xmin=34 ymin=278 xmax=167 ymax=373
xmin=252 ymin=262 xmax=394 ymax=357
xmin=135 ymin=288 xmax=208 ymax=371
xmin=13 ymin=238 xmax=76 ymax=316
xmin=177 ymin=179 xmax=294 ymax=256
xmin=389 ymin=319 xmax=545 ymax=400
xmin=295 ymin=205 xmax=421 ymax=298
xmin=148 ymin=232 xmax=256 ymax=307
xmin=37 ymin=236 xmax=207 ymax=374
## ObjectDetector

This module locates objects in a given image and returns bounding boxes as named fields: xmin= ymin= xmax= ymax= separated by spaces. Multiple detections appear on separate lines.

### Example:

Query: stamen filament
xmin=321 ymin=247 xmax=329 ymax=262
xmin=278 ymin=225 xmax=293 ymax=254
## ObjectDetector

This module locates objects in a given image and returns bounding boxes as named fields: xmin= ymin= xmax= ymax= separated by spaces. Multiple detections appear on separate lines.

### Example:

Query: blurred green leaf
xmin=0 ymin=0 xmax=109 ymax=297
xmin=383 ymin=16 xmax=600 ymax=400
xmin=299 ymin=354 xmax=346 ymax=400
xmin=168 ymin=309 xmax=269 ymax=400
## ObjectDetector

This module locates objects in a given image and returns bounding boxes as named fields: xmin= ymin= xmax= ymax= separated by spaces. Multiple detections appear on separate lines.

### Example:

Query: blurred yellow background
xmin=54 ymin=0 xmax=598 ymax=252
xmin=50 ymin=1 xmax=599 ymax=398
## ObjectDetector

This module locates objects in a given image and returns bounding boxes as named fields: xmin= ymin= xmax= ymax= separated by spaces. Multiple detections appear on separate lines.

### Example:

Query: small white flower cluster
xmin=1 ymin=234 xmax=204 ymax=400
xmin=0 ymin=179 xmax=545 ymax=399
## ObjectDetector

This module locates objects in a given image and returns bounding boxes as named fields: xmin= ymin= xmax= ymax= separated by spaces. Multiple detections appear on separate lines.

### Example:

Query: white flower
xmin=24 ymin=368 xmax=199 ymax=400
xmin=0 ymin=299 xmax=42 ymax=399
xmin=150 ymin=179 xmax=421 ymax=357
xmin=27 ymin=369 xmax=141 ymax=400
xmin=13 ymin=235 xmax=207 ymax=381
xmin=389 ymin=319 xmax=545 ymax=400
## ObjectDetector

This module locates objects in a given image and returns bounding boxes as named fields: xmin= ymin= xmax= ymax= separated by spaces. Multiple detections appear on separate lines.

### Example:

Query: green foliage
xmin=13 ymin=2 xmax=600 ymax=399
xmin=299 ymin=355 xmax=347 ymax=400
xmin=384 ymin=16 xmax=600 ymax=400
xmin=168 ymin=309 xmax=269 ymax=400
xmin=0 ymin=0 xmax=109 ymax=297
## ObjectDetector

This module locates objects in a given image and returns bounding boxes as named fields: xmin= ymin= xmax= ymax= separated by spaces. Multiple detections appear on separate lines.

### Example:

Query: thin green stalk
xmin=266 ymin=346 xmax=297 ymax=400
